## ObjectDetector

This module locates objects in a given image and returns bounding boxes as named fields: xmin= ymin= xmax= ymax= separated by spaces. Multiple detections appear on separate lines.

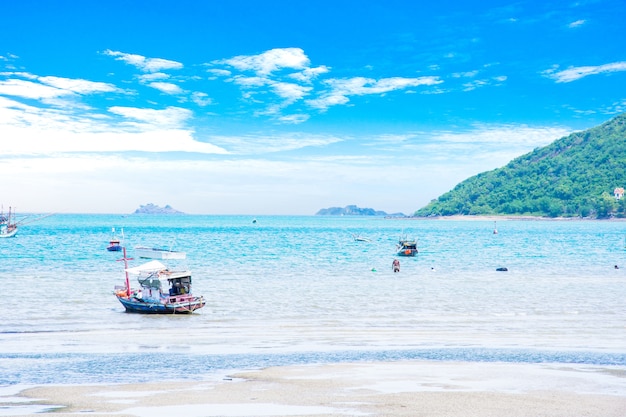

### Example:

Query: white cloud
xmin=38 ymin=76 xmax=119 ymax=94
xmin=148 ymin=81 xmax=184 ymax=95
xmin=0 ymin=126 xmax=227 ymax=155
xmin=269 ymin=81 xmax=312 ymax=102
xmin=306 ymin=76 xmax=442 ymax=110
xmin=452 ymin=70 xmax=479 ymax=78
xmin=103 ymin=50 xmax=183 ymax=72
xmin=543 ymin=61 xmax=626 ymax=83
xmin=0 ymin=97 xmax=227 ymax=155
xmin=221 ymin=47 xmax=309 ymax=75
xmin=108 ymin=106 xmax=192 ymax=128
xmin=327 ymin=76 xmax=441 ymax=95
xmin=139 ymin=73 xmax=170 ymax=82
xmin=191 ymin=92 xmax=212 ymax=106
xmin=0 ymin=74 xmax=119 ymax=100
xmin=289 ymin=66 xmax=330 ymax=83
xmin=568 ymin=19 xmax=586 ymax=28
xmin=431 ymin=124 xmax=570 ymax=148
xmin=0 ymin=78 xmax=69 ymax=99
xmin=208 ymin=132 xmax=341 ymax=154
xmin=306 ymin=94 xmax=350 ymax=111
xmin=231 ymin=75 xmax=269 ymax=88
xmin=277 ymin=114 xmax=310 ymax=124
xmin=207 ymin=68 xmax=232 ymax=78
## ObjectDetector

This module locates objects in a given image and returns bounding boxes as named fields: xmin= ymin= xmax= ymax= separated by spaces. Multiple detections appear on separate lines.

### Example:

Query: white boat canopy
xmin=125 ymin=260 xmax=167 ymax=274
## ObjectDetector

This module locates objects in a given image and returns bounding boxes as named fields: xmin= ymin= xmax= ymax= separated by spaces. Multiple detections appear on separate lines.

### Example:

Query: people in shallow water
xmin=615 ymin=265 xmax=619 ymax=269
xmin=392 ymin=258 xmax=400 ymax=273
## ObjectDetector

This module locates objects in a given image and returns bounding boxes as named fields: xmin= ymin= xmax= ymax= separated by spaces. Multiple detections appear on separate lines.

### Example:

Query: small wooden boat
xmin=106 ymin=228 xmax=123 ymax=252
xmin=114 ymin=248 xmax=205 ymax=314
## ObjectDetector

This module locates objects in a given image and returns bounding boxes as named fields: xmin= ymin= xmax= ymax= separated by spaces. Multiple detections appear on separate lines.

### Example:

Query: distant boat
xmin=114 ymin=247 xmax=205 ymax=314
xmin=352 ymin=233 xmax=371 ymax=242
xmin=134 ymin=246 xmax=186 ymax=260
xmin=0 ymin=207 xmax=53 ymax=238
xmin=396 ymin=236 xmax=418 ymax=256
xmin=0 ymin=207 xmax=18 ymax=238
xmin=106 ymin=227 xmax=123 ymax=252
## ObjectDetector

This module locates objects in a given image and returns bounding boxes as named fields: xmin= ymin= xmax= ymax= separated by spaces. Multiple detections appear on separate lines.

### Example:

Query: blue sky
xmin=1 ymin=0 xmax=625 ymax=215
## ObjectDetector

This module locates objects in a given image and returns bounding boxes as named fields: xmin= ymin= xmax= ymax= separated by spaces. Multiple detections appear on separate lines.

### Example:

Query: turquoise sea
xmin=1 ymin=214 xmax=625 ymax=389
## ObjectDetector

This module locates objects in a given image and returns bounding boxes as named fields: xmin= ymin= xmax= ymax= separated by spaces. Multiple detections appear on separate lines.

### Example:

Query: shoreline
xmin=7 ymin=360 xmax=626 ymax=417
xmin=393 ymin=214 xmax=626 ymax=221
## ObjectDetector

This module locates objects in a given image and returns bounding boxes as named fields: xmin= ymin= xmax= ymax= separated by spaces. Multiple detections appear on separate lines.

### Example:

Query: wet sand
xmin=7 ymin=360 xmax=626 ymax=417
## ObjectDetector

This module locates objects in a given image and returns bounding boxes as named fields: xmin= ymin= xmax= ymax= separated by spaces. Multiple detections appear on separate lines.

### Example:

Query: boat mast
xmin=118 ymin=247 xmax=133 ymax=297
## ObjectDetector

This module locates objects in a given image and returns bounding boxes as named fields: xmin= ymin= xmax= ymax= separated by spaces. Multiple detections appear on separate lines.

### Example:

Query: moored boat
xmin=352 ymin=233 xmax=371 ymax=242
xmin=106 ymin=228 xmax=123 ymax=251
xmin=396 ymin=237 xmax=418 ymax=256
xmin=0 ymin=207 xmax=18 ymax=238
xmin=114 ymin=248 xmax=205 ymax=314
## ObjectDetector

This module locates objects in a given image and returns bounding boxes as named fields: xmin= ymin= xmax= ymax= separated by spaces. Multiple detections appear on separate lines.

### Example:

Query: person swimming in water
xmin=392 ymin=258 xmax=400 ymax=273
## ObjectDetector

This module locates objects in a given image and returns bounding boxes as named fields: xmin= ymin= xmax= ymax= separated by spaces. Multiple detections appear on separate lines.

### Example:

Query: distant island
xmin=133 ymin=203 xmax=184 ymax=215
xmin=316 ymin=205 xmax=405 ymax=217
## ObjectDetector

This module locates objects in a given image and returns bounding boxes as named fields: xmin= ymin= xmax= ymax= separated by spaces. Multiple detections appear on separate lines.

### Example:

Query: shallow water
xmin=1 ymin=215 xmax=625 ymax=385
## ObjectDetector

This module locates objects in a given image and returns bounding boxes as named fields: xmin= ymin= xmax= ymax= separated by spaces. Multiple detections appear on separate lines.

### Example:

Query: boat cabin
xmin=134 ymin=270 xmax=192 ymax=303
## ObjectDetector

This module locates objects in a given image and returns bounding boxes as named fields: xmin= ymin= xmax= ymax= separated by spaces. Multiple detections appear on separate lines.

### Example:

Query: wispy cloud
xmin=148 ymin=81 xmax=184 ymax=95
xmin=0 ymin=74 xmax=119 ymax=100
xmin=208 ymin=132 xmax=341 ymax=154
xmin=191 ymin=91 xmax=212 ymax=106
xmin=108 ymin=106 xmax=192 ymax=129
xmin=103 ymin=50 xmax=183 ymax=72
xmin=462 ymin=75 xmax=507 ymax=91
xmin=543 ymin=61 xmax=626 ymax=83
xmin=307 ymin=76 xmax=442 ymax=111
xmin=568 ymin=19 xmax=586 ymax=28
xmin=210 ymin=48 xmax=444 ymax=120
xmin=220 ymin=48 xmax=310 ymax=76
xmin=0 ymin=91 xmax=227 ymax=156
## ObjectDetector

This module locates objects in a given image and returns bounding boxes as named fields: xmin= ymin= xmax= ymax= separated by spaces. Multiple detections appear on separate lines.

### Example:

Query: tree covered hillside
xmin=416 ymin=113 xmax=626 ymax=218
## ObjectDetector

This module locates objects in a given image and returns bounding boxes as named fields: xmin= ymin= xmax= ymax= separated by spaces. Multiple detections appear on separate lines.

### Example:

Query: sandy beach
xmin=6 ymin=360 xmax=626 ymax=417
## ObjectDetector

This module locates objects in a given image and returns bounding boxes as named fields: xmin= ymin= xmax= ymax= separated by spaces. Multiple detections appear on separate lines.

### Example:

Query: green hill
xmin=415 ymin=113 xmax=626 ymax=218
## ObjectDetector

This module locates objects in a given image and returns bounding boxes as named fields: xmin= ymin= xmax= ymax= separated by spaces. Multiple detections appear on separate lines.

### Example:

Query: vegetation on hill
xmin=415 ymin=113 xmax=626 ymax=218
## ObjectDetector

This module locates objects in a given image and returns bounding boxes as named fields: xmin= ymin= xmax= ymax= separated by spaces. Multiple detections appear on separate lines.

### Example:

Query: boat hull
xmin=116 ymin=295 xmax=205 ymax=314
xmin=397 ymin=249 xmax=418 ymax=256
xmin=0 ymin=228 xmax=18 ymax=238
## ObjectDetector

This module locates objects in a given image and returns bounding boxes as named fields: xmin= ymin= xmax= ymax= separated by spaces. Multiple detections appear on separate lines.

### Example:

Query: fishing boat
xmin=0 ymin=207 xmax=18 ymax=238
xmin=396 ymin=237 xmax=418 ymax=256
xmin=0 ymin=206 xmax=53 ymax=238
xmin=114 ymin=247 xmax=205 ymax=314
xmin=134 ymin=246 xmax=186 ymax=259
xmin=106 ymin=228 xmax=123 ymax=252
